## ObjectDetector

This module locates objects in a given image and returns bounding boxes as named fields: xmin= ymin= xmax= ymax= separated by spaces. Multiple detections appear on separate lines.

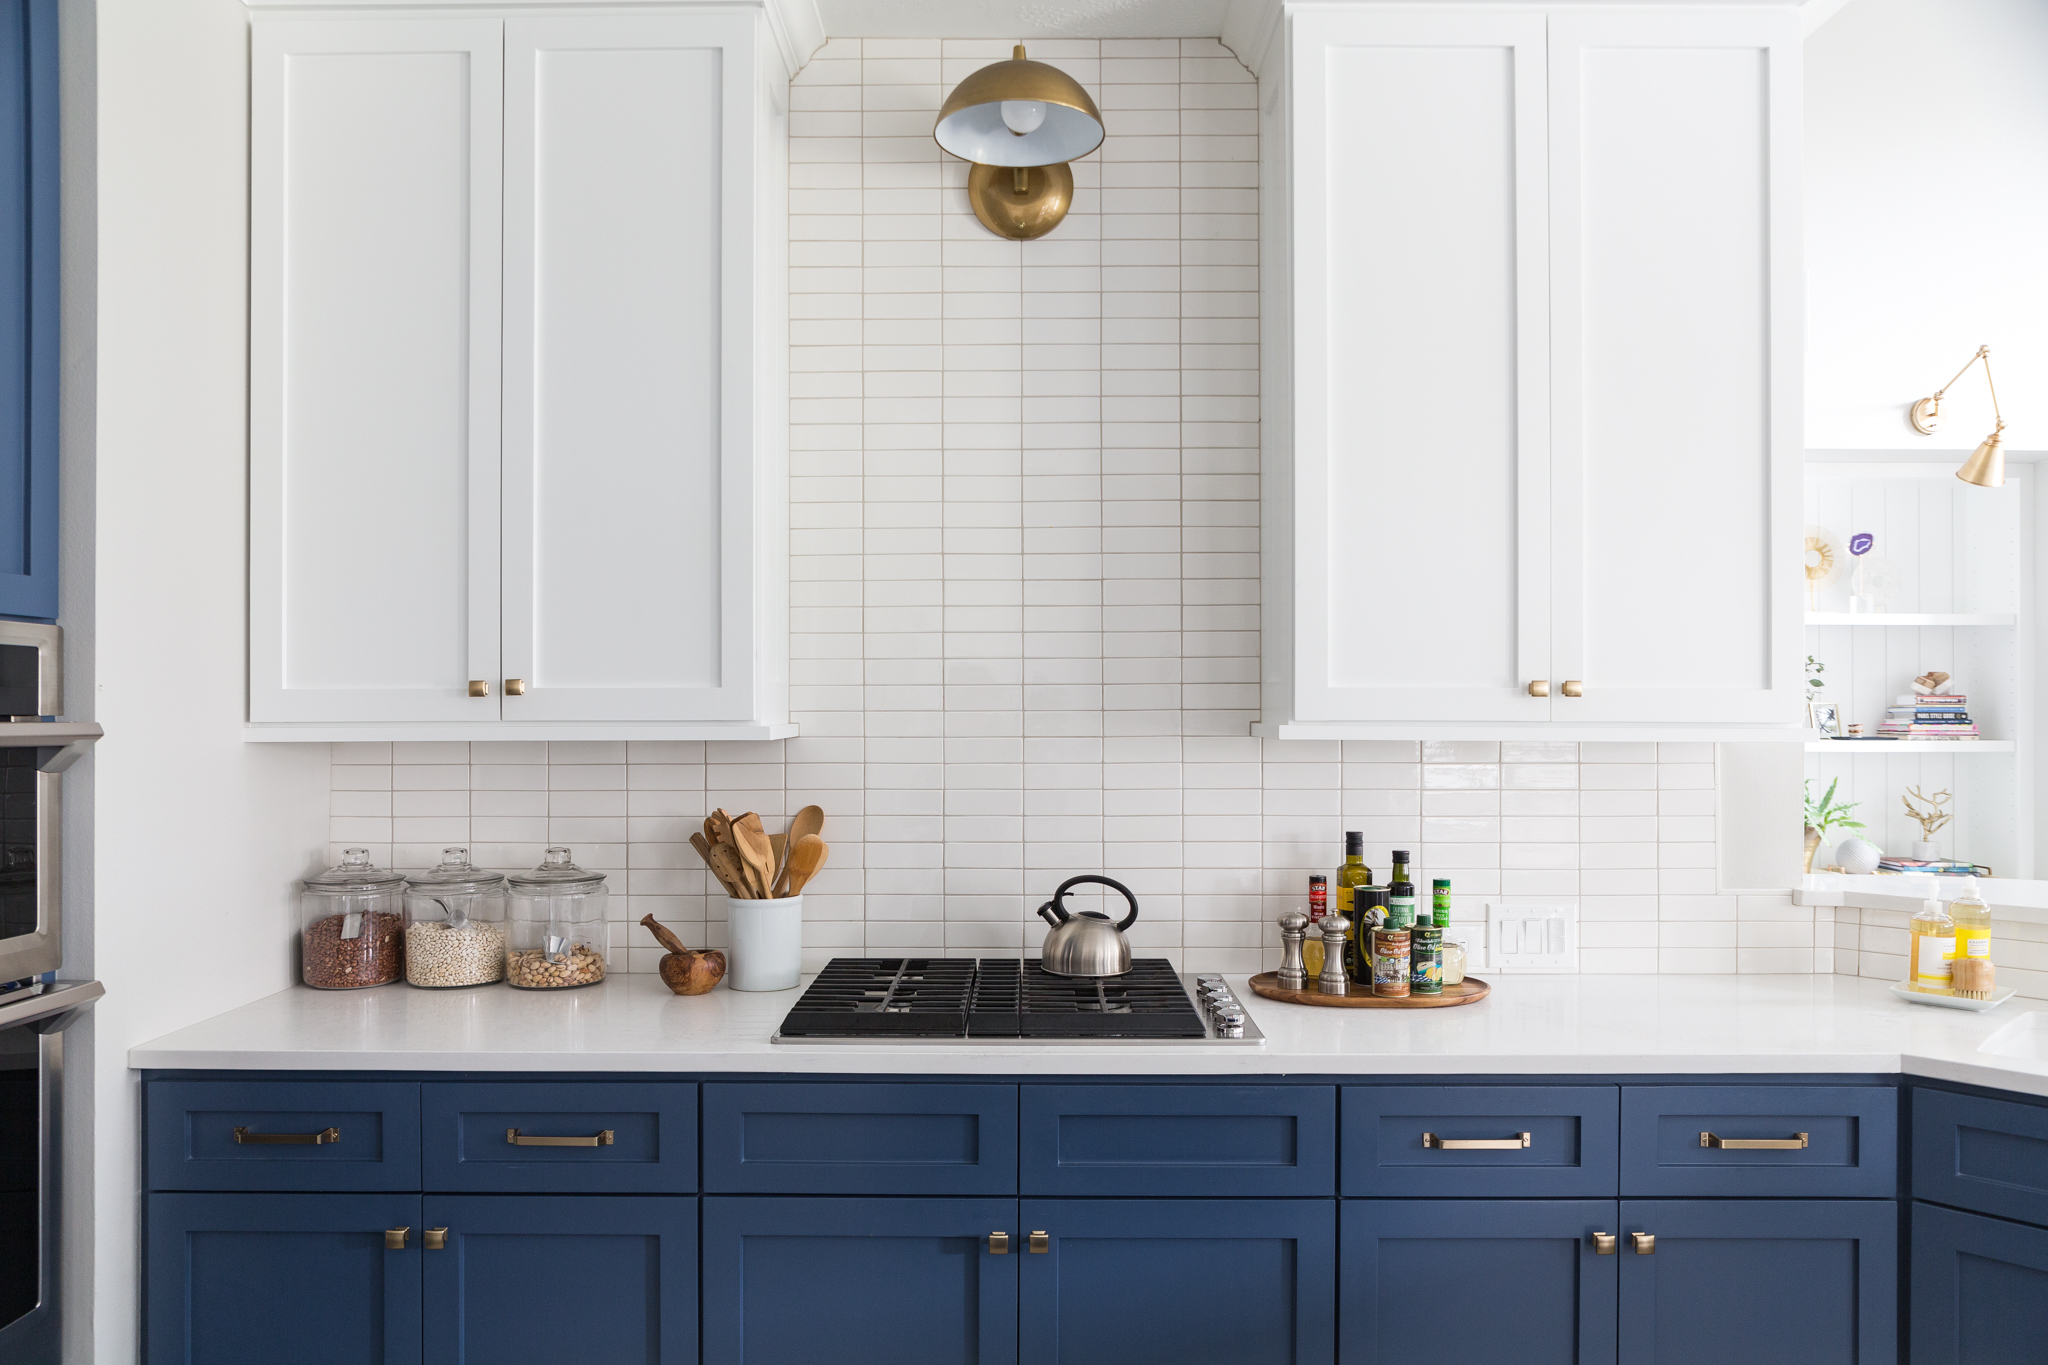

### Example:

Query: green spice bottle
xmin=1432 ymin=879 xmax=1452 ymax=928
xmin=1386 ymin=850 xmax=1416 ymax=929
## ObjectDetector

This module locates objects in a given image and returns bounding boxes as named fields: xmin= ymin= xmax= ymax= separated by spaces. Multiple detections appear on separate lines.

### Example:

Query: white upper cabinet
xmin=248 ymin=10 xmax=791 ymax=739
xmin=1263 ymin=6 xmax=1803 ymax=738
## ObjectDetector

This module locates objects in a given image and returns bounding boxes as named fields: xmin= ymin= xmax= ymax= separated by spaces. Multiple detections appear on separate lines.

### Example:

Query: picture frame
xmin=1808 ymin=702 xmax=1842 ymax=738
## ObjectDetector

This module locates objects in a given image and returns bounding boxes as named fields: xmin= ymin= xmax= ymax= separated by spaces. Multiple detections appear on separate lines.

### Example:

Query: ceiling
xmin=813 ymin=0 xmax=1236 ymax=39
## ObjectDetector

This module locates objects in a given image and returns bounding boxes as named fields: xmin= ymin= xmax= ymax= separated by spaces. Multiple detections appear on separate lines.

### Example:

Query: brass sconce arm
xmin=1911 ymin=344 xmax=2010 ymax=488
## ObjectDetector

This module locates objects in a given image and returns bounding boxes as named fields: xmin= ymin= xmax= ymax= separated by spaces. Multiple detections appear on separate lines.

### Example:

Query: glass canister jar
xmin=403 ymin=847 xmax=508 ymax=988
xmin=505 ymin=846 xmax=609 ymax=989
xmin=300 ymin=847 xmax=405 ymax=989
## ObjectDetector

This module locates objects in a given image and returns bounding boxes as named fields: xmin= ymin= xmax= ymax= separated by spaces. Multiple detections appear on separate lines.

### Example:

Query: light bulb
xmin=1000 ymin=100 xmax=1047 ymax=135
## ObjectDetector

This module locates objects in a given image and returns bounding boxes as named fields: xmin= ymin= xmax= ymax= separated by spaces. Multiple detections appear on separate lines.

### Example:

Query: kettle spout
xmin=1036 ymin=901 xmax=1065 ymax=928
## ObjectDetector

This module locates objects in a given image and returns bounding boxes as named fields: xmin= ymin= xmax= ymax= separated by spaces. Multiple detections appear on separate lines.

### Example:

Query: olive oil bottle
xmin=1386 ymin=850 xmax=1416 ymax=929
xmin=1334 ymin=833 xmax=1373 ymax=981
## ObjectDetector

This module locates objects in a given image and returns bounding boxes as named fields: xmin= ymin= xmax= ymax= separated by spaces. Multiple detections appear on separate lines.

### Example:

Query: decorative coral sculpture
xmin=1902 ymin=786 xmax=1953 ymax=841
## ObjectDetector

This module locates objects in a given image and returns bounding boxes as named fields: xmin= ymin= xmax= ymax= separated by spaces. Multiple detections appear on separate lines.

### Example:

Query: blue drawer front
xmin=1910 ymin=1201 xmax=2048 ymax=1364
xmin=422 ymin=1082 xmax=696 ymax=1193
xmin=1020 ymin=1085 xmax=1335 ymax=1196
xmin=1913 ymin=1086 xmax=2048 ymax=1226
xmin=146 ymin=1080 xmax=421 ymax=1192
xmin=703 ymin=1082 xmax=1018 ymax=1194
xmin=1620 ymin=1085 xmax=1896 ymax=1197
xmin=1341 ymin=1086 xmax=1618 ymax=1197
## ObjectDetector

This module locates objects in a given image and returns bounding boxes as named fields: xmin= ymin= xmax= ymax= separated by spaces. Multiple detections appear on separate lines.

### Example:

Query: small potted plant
xmin=1803 ymin=778 xmax=1865 ymax=874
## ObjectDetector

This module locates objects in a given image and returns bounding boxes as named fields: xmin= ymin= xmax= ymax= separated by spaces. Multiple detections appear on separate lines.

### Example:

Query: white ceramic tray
xmin=1889 ymin=981 xmax=2017 ymax=1012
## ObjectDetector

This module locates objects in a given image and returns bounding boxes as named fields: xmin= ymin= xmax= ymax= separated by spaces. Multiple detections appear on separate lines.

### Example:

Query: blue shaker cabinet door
xmin=1020 ymin=1084 xmax=1336 ymax=1197
xmin=146 ymin=1192 xmax=422 ymax=1365
xmin=0 ymin=0 xmax=56 ymax=621
xmin=1617 ymin=1199 xmax=1896 ymax=1365
xmin=1340 ymin=1199 xmax=1618 ymax=1365
xmin=702 ymin=1081 xmax=1017 ymax=1195
xmin=1911 ymin=1200 xmax=2048 ymax=1365
xmin=422 ymin=1194 xmax=697 ymax=1365
xmin=702 ymin=1195 xmax=1020 ymax=1365
xmin=1019 ymin=1199 xmax=1335 ymax=1365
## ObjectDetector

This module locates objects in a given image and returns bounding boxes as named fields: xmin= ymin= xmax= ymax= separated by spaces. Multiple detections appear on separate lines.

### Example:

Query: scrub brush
xmin=1952 ymin=957 xmax=1996 ymax=1000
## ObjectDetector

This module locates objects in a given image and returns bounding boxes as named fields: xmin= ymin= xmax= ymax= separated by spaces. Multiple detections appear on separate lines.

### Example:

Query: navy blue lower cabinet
xmin=703 ymin=1082 xmax=1018 ymax=1195
xmin=1019 ymin=1199 xmax=1335 ymax=1365
xmin=1913 ymin=1086 xmax=2048 ymax=1227
xmin=1910 ymin=1200 xmax=2048 ymax=1364
xmin=1342 ymin=1086 xmax=1620 ymax=1197
xmin=146 ymin=1192 xmax=423 ymax=1365
xmin=1020 ymin=1085 xmax=1335 ymax=1197
xmin=423 ymin=1195 xmax=697 ymax=1365
xmin=702 ymin=1196 xmax=1019 ymax=1365
xmin=423 ymin=1081 xmax=697 ymax=1193
xmin=1617 ymin=1200 xmax=1896 ymax=1364
xmin=1340 ymin=1199 xmax=1618 ymax=1365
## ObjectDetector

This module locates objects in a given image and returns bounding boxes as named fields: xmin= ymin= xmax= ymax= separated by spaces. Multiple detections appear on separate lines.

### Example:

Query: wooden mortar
xmin=640 ymin=914 xmax=726 ymax=995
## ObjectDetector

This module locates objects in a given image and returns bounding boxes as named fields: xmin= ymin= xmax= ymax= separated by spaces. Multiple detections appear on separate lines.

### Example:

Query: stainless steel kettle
xmin=1035 ymin=875 xmax=1139 ymax=977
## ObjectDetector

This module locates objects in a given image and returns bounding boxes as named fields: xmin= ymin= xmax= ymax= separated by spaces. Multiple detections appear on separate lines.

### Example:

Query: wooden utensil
xmin=730 ymin=814 xmax=776 ymax=899
xmin=781 ymin=833 xmax=829 ymax=896
xmin=709 ymin=809 xmax=735 ymax=849
xmin=774 ymin=805 xmax=826 ymax=896
xmin=640 ymin=914 xmax=726 ymax=995
xmin=706 ymin=840 xmax=754 ymax=899
xmin=690 ymin=833 xmax=744 ymax=898
xmin=769 ymin=832 xmax=787 ymax=886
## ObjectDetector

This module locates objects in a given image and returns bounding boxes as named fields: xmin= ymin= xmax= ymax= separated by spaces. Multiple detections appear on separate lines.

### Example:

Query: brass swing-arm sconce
xmin=933 ymin=45 xmax=1104 ymax=240
xmin=1911 ymin=345 xmax=2008 ymax=487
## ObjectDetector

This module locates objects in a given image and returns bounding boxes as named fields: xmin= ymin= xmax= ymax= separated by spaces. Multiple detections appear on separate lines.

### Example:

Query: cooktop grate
xmin=776 ymin=957 xmax=1210 ymax=1039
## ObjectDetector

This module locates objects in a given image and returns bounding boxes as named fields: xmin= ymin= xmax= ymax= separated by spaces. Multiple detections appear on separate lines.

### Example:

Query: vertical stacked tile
xmin=1261 ymin=738 xmax=1342 ymax=973
xmin=787 ymin=37 xmax=869 ymax=964
xmin=623 ymin=742 xmax=708 ymax=972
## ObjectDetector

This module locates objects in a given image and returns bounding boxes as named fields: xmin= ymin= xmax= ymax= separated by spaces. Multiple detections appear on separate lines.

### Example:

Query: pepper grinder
xmin=1277 ymin=912 xmax=1309 ymax=991
xmin=1316 ymin=911 xmax=1351 ymax=996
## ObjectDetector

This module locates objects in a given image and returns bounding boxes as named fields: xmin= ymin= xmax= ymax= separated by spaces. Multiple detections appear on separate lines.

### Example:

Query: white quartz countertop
xmin=129 ymin=973 xmax=2048 ymax=1097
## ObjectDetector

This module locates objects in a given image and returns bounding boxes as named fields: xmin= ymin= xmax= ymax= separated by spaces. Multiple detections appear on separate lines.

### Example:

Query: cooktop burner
xmin=772 ymin=957 xmax=1262 ymax=1044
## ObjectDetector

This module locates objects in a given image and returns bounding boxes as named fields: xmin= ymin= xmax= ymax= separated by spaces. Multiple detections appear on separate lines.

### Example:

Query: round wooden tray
xmin=1248 ymin=972 xmax=1491 ymax=1009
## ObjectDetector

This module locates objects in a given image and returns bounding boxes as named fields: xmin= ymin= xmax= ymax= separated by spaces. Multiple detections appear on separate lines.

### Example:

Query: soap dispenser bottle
xmin=1949 ymin=876 xmax=1992 ymax=966
xmin=1908 ymin=892 xmax=1956 ymax=992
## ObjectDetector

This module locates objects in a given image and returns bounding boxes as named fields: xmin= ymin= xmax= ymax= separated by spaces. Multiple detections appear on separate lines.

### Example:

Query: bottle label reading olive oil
xmin=1372 ymin=928 xmax=1411 ymax=997
xmin=1410 ymin=925 xmax=1443 ymax=995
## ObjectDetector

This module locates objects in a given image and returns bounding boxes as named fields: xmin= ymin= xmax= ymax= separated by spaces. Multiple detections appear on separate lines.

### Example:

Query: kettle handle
xmin=1051 ymin=875 xmax=1139 ymax=933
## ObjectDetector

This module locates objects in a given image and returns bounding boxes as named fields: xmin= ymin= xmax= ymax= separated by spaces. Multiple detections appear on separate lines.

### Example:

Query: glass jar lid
xmin=508 ymin=846 xmax=607 ymax=892
xmin=304 ymin=847 xmax=405 ymax=894
xmin=405 ymin=846 xmax=505 ymax=895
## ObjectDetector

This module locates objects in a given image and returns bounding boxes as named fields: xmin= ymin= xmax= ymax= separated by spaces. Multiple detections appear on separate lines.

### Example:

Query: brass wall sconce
xmin=1911 ymin=344 xmax=2009 ymax=488
xmin=934 ymin=45 xmax=1104 ymax=240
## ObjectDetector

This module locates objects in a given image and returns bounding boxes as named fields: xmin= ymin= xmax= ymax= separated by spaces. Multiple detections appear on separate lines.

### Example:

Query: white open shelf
xmin=1805 ymin=740 xmax=2016 ymax=754
xmin=1805 ymin=612 xmax=2016 ymax=626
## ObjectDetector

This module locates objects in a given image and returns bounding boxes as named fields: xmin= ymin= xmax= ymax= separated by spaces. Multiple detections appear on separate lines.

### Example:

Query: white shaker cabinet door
xmin=1287 ymin=12 xmax=1552 ymax=723
xmin=249 ymin=20 xmax=504 ymax=723
xmin=1547 ymin=12 xmax=1804 ymax=726
xmin=500 ymin=15 xmax=761 ymax=722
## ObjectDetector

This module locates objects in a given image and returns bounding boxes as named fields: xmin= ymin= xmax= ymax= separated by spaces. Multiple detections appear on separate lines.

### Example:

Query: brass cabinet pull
xmin=234 ymin=1125 xmax=339 ymax=1146
xmin=1700 ymin=1131 xmax=1808 ymax=1150
xmin=988 ymin=1232 xmax=1009 ymax=1255
xmin=469 ymin=680 xmax=490 ymax=697
xmin=385 ymin=1227 xmax=410 ymax=1250
xmin=1028 ymin=1231 xmax=1049 ymax=1253
xmin=1631 ymin=1232 xmax=1655 ymax=1255
xmin=1527 ymin=680 xmax=1550 ymax=697
xmin=505 ymin=678 xmax=527 ymax=695
xmin=1560 ymin=680 xmax=1584 ymax=697
xmin=506 ymin=1128 xmax=614 ymax=1147
xmin=425 ymin=1228 xmax=448 ymax=1250
xmin=1422 ymin=1131 xmax=1531 ymax=1150
xmin=1592 ymin=1232 xmax=1617 ymax=1255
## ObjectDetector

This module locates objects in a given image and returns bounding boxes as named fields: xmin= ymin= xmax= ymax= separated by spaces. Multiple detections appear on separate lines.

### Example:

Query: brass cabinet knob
xmin=425 ymin=1228 xmax=448 ymax=1250
xmin=1631 ymin=1232 xmax=1655 ymax=1255
xmin=988 ymin=1231 xmax=1009 ymax=1255
xmin=385 ymin=1227 xmax=410 ymax=1250
xmin=1561 ymin=680 xmax=1584 ymax=698
xmin=1028 ymin=1231 xmax=1049 ymax=1253
xmin=505 ymin=678 xmax=527 ymax=696
xmin=1527 ymin=680 xmax=1550 ymax=697
xmin=468 ymin=680 xmax=489 ymax=698
xmin=1593 ymin=1232 xmax=1617 ymax=1255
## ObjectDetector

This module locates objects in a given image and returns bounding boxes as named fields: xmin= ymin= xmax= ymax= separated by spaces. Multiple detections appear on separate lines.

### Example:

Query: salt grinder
xmin=1316 ymin=911 xmax=1351 ymax=996
xmin=1277 ymin=912 xmax=1309 ymax=990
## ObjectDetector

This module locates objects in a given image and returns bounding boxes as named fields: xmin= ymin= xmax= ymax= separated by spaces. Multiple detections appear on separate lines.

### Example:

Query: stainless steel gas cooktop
xmin=770 ymin=957 xmax=1263 ymax=1045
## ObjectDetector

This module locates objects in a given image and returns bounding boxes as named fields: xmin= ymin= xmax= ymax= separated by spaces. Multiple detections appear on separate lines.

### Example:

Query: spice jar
xmin=505 ymin=846 xmax=609 ymax=989
xmin=300 ymin=848 xmax=404 ymax=989
xmin=403 ymin=847 xmax=508 ymax=988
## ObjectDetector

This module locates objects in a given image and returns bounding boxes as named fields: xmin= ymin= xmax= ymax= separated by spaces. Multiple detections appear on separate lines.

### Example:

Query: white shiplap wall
xmin=325 ymin=39 xmax=1826 ymax=979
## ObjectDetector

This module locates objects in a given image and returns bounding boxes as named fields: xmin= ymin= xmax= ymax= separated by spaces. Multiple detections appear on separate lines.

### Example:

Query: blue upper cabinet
xmin=0 ymin=0 xmax=54 ymax=622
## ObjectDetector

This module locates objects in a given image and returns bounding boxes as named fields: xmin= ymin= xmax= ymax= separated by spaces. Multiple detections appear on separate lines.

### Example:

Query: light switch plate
xmin=1485 ymin=901 xmax=1578 ymax=973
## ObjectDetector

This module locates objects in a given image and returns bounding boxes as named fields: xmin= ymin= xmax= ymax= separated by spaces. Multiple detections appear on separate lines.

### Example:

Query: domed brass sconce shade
xmin=1911 ymin=344 xmax=2011 ymax=488
xmin=936 ymin=45 xmax=1102 ymax=239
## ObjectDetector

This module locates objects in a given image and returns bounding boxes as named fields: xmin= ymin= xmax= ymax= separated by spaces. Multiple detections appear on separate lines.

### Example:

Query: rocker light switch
xmin=1485 ymin=902 xmax=1578 ymax=974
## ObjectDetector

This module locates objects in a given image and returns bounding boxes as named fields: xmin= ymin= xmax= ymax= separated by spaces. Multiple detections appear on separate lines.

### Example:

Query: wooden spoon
xmin=769 ymin=832 xmax=787 ymax=886
xmin=729 ymin=813 xmax=776 ymax=899
xmin=690 ymin=833 xmax=744 ymax=898
xmin=640 ymin=915 xmax=726 ymax=995
xmin=781 ymin=833 xmax=829 ymax=897
xmin=774 ymin=805 xmax=826 ymax=896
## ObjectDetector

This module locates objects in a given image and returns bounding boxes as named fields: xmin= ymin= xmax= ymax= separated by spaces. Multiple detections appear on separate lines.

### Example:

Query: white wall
xmin=1805 ymin=0 xmax=2048 ymax=450
xmin=90 ymin=2 xmax=331 ymax=1360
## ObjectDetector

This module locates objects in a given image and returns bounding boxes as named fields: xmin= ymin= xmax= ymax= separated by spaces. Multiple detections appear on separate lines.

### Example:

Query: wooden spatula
xmin=781 ymin=833 xmax=829 ymax=897
xmin=730 ymin=813 xmax=776 ymax=898
xmin=706 ymin=840 xmax=754 ymax=899
xmin=775 ymin=805 xmax=826 ymax=896
xmin=690 ymin=833 xmax=744 ymax=899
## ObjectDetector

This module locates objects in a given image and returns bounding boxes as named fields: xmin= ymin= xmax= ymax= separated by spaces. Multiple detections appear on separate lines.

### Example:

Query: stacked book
xmin=1878 ymin=856 xmax=1981 ymax=876
xmin=1877 ymin=694 xmax=1980 ymax=740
